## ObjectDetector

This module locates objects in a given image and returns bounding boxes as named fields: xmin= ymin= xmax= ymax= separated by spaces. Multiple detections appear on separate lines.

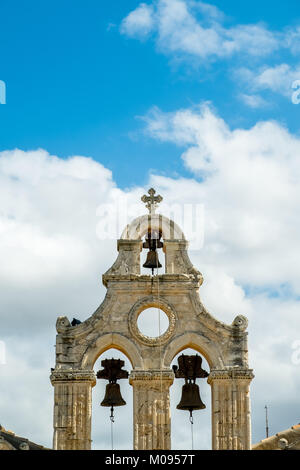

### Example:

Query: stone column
xmin=208 ymin=369 xmax=254 ymax=450
xmin=117 ymin=240 xmax=142 ymax=275
xmin=129 ymin=370 xmax=174 ymax=450
xmin=50 ymin=370 xmax=96 ymax=450
xmin=164 ymin=240 xmax=188 ymax=274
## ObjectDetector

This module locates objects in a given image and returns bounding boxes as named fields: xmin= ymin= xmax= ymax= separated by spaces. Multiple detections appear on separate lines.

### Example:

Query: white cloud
xmin=120 ymin=3 xmax=155 ymax=38
xmin=239 ymin=93 xmax=268 ymax=109
xmin=284 ymin=25 xmax=300 ymax=54
xmin=120 ymin=0 xmax=280 ymax=60
xmin=191 ymin=0 xmax=224 ymax=21
xmin=1 ymin=139 xmax=300 ymax=448
xmin=144 ymin=104 xmax=300 ymax=293
xmin=0 ymin=149 xmax=116 ymax=287
xmin=227 ymin=24 xmax=278 ymax=57
xmin=238 ymin=63 xmax=300 ymax=98
xmin=142 ymin=104 xmax=300 ymax=439
xmin=120 ymin=1 xmax=300 ymax=107
xmin=0 ymin=335 xmax=53 ymax=447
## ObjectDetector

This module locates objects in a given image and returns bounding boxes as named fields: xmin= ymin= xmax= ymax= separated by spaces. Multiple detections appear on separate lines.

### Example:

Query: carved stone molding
xmin=128 ymin=296 xmax=177 ymax=346
xmin=129 ymin=370 xmax=174 ymax=385
xmin=50 ymin=369 xmax=96 ymax=386
xmin=207 ymin=368 xmax=254 ymax=383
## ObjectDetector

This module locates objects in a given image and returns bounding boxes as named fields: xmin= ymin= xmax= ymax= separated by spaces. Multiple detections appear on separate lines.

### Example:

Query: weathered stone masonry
xmin=50 ymin=210 xmax=254 ymax=450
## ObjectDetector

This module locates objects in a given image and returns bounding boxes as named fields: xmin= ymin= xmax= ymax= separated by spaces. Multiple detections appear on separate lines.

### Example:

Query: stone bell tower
xmin=50 ymin=189 xmax=254 ymax=450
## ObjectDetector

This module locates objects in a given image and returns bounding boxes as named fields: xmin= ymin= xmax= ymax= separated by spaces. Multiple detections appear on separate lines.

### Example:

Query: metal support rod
xmin=265 ymin=405 xmax=269 ymax=438
xmin=190 ymin=411 xmax=194 ymax=450
xmin=110 ymin=406 xmax=114 ymax=450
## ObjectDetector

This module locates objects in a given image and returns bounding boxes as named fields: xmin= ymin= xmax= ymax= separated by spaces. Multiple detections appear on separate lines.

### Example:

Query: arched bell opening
xmin=92 ymin=348 xmax=133 ymax=450
xmin=140 ymin=227 xmax=166 ymax=275
xmin=170 ymin=348 xmax=211 ymax=450
xmin=81 ymin=333 xmax=144 ymax=370
xmin=121 ymin=213 xmax=185 ymax=242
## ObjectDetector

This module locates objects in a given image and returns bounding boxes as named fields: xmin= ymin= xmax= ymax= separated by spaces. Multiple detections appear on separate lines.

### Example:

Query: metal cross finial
xmin=141 ymin=188 xmax=163 ymax=214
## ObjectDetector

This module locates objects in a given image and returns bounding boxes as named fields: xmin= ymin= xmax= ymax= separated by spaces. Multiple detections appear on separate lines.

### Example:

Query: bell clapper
xmin=110 ymin=406 xmax=115 ymax=423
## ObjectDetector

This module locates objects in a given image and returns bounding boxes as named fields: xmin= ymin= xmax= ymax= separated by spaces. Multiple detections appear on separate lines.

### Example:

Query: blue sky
xmin=1 ymin=0 xmax=300 ymax=187
xmin=1 ymin=0 xmax=300 ymax=450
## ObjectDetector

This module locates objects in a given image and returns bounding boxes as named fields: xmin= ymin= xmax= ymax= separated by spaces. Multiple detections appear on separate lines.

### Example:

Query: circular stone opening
xmin=137 ymin=308 xmax=169 ymax=338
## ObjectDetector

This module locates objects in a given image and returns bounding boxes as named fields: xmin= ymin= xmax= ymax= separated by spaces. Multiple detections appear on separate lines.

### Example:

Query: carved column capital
xmin=50 ymin=369 xmax=96 ymax=386
xmin=117 ymin=239 xmax=143 ymax=251
xmin=129 ymin=370 xmax=174 ymax=387
xmin=207 ymin=368 xmax=254 ymax=384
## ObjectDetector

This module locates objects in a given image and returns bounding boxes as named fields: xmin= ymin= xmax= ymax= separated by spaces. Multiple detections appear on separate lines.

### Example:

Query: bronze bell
xmin=177 ymin=383 xmax=206 ymax=412
xmin=173 ymin=354 xmax=209 ymax=417
xmin=143 ymin=250 xmax=162 ymax=270
xmin=96 ymin=358 xmax=129 ymax=415
xmin=142 ymin=228 xmax=163 ymax=274
xmin=101 ymin=383 xmax=126 ymax=408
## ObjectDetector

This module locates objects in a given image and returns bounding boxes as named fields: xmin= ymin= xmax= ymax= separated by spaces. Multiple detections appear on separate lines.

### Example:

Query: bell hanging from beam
xmin=176 ymin=382 xmax=206 ymax=412
xmin=97 ymin=358 xmax=129 ymax=418
xmin=143 ymin=250 xmax=162 ymax=271
xmin=142 ymin=228 xmax=163 ymax=274
xmin=173 ymin=354 xmax=209 ymax=417
xmin=101 ymin=383 xmax=126 ymax=408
